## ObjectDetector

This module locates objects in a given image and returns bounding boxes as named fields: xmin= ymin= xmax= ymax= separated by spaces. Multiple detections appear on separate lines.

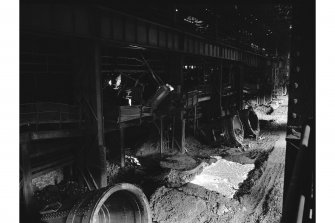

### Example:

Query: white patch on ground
xmin=191 ymin=157 xmax=254 ymax=198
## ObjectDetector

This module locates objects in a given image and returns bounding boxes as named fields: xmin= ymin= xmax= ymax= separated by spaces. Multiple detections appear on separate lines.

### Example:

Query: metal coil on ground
xmin=238 ymin=108 xmax=260 ymax=138
xmin=41 ymin=183 xmax=152 ymax=223
xmin=221 ymin=114 xmax=244 ymax=147
xmin=199 ymin=115 xmax=244 ymax=147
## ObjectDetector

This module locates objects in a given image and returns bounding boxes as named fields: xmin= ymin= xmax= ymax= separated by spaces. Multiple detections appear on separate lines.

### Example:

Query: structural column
xmin=233 ymin=63 xmax=244 ymax=111
xmin=20 ymin=133 xmax=37 ymax=221
xmin=167 ymin=53 xmax=185 ymax=153
xmin=219 ymin=62 xmax=223 ymax=115
xmin=94 ymin=42 xmax=107 ymax=187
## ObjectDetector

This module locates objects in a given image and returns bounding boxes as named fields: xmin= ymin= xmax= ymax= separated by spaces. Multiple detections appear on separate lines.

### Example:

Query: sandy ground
xmin=150 ymin=95 xmax=288 ymax=223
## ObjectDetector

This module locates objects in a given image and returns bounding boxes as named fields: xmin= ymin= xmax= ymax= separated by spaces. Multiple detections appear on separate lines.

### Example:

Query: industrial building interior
xmin=19 ymin=1 xmax=315 ymax=223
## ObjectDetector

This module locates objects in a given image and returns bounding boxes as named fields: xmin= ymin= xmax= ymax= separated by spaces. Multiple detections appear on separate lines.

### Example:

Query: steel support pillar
xmin=167 ymin=53 xmax=185 ymax=153
xmin=94 ymin=42 xmax=107 ymax=187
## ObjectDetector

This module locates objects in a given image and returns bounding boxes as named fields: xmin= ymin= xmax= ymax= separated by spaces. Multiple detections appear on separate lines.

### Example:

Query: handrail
xmin=20 ymin=102 xmax=78 ymax=108
xmin=282 ymin=124 xmax=313 ymax=223
xmin=21 ymin=103 xmax=79 ymax=115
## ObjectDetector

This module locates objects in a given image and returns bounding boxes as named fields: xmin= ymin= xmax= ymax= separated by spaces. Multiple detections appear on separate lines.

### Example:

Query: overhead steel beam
xmin=21 ymin=4 xmax=266 ymax=67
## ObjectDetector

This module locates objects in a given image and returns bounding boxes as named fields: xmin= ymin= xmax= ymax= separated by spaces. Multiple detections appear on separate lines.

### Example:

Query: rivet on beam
xmin=296 ymin=66 xmax=300 ymax=72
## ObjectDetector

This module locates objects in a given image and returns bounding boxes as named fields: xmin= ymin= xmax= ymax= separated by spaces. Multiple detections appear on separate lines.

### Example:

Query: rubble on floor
xmin=150 ymin=184 xmax=240 ymax=223
xmin=149 ymin=95 xmax=288 ymax=223
xmin=32 ymin=169 xmax=64 ymax=191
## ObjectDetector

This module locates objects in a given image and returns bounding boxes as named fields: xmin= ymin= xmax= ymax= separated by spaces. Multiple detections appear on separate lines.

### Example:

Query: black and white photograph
xmin=1 ymin=0 xmax=324 ymax=222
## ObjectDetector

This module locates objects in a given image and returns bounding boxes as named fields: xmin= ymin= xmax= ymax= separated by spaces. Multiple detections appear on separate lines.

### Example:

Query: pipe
xmin=41 ymin=183 xmax=152 ymax=223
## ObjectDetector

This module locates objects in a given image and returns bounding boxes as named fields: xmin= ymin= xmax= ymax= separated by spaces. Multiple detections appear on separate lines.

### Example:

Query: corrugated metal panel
xmin=137 ymin=21 xmax=147 ymax=44
xmin=200 ymin=41 xmax=204 ymax=54
xmin=101 ymin=14 xmax=111 ymax=38
xmin=112 ymin=15 xmax=124 ymax=40
xmin=125 ymin=18 xmax=136 ymax=42
xmin=205 ymin=43 xmax=209 ymax=55
xmin=148 ymin=25 xmax=158 ymax=46
xmin=158 ymin=29 xmax=166 ymax=48
xmin=184 ymin=37 xmax=188 ymax=52
xmin=74 ymin=7 xmax=90 ymax=35
xmin=173 ymin=33 xmax=179 ymax=50
xmin=53 ymin=5 xmax=73 ymax=33
xmin=31 ymin=4 xmax=51 ymax=30
xmin=167 ymin=32 xmax=173 ymax=49
xmin=189 ymin=39 xmax=194 ymax=53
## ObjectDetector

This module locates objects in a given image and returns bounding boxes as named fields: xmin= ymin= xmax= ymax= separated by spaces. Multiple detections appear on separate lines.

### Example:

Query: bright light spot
xmin=128 ymin=45 xmax=146 ymax=50
xmin=166 ymin=84 xmax=174 ymax=91
xmin=191 ymin=157 xmax=254 ymax=198
xmin=128 ymin=98 xmax=132 ymax=106
xmin=289 ymin=25 xmax=292 ymax=29
xmin=114 ymin=75 xmax=121 ymax=89
xmin=184 ymin=65 xmax=188 ymax=69
xmin=125 ymin=155 xmax=141 ymax=166
xmin=175 ymin=8 xmax=178 ymax=12
xmin=108 ymin=80 xmax=112 ymax=86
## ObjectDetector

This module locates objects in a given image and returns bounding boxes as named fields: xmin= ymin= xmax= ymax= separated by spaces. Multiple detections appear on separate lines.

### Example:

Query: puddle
xmin=191 ymin=157 xmax=254 ymax=198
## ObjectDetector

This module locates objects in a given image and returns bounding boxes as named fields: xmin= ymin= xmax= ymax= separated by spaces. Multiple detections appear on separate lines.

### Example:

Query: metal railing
xmin=282 ymin=123 xmax=315 ymax=223
xmin=20 ymin=102 xmax=82 ymax=131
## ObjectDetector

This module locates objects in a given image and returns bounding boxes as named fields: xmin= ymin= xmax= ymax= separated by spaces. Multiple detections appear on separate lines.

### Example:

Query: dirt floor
xmin=33 ymin=95 xmax=288 ymax=222
xmin=149 ymin=95 xmax=288 ymax=223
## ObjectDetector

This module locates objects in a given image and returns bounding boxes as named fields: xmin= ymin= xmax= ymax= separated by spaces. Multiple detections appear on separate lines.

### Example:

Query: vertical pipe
xmin=238 ymin=65 xmax=244 ymax=110
xmin=120 ymin=127 xmax=125 ymax=168
xmin=160 ymin=117 xmax=163 ymax=157
xmin=21 ymin=136 xmax=34 ymax=221
xmin=296 ymin=195 xmax=306 ymax=223
xmin=172 ymin=116 xmax=175 ymax=149
xmin=180 ymin=116 xmax=186 ymax=154
xmin=219 ymin=62 xmax=223 ymax=115
xmin=94 ymin=42 xmax=107 ymax=187
xmin=193 ymin=105 xmax=197 ymax=136
xmin=120 ymin=127 xmax=126 ymax=168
